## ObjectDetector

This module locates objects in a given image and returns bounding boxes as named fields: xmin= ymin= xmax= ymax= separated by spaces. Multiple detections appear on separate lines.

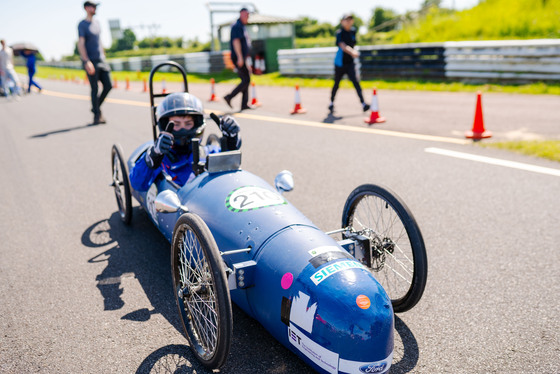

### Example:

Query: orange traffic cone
xmin=364 ymin=89 xmax=386 ymax=124
xmin=113 ymin=78 xmax=118 ymax=89
xmin=208 ymin=78 xmax=219 ymax=101
xmin=290 ymin=85 xmax=306 ymax=114
xmin=142 ymin=79 xmax=148 ymax=93
xmin=251 ymin=82 xmax=261 ymax=107
xmin=125 ymin=77 xmax=130 ymax=91
xmin=465 ymin=91 xmax=492 ymax=139
xmin=162 ymin=79 xmax=168 ymax=94
xmin=84 ymin=73 xmax=88 ymax=85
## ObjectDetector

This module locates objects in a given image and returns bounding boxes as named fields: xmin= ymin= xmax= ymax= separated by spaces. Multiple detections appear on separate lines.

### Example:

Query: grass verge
xmin=18 ymin=66 xmax=560 ymax=95
xmin=479 ymin=140 xmax=560 ymax=163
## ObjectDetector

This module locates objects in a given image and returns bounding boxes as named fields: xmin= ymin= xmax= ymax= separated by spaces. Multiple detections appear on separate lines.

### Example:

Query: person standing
xmin=224 ymin=8 xmax=253 ymax=111
xmin=77 ymin=1 xmax=112 ymax=124
xmin=22 ymin=50 xmax=42 ymax=93
xmin=0 ymin=39 xmax=23 ymax=99
xmin=328 ymin=14 xmax=369 ymax=114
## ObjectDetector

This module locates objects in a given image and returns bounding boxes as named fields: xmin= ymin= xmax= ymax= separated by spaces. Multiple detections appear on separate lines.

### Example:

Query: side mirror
xmin=274 ymin=170 xmax=294 ymax=195
xmin=155 ymin=190 xmax=188 ymax=213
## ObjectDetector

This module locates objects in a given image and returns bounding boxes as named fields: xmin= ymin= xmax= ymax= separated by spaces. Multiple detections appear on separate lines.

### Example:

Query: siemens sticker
xmin=310 ymin=260 xmax=366 ymax=285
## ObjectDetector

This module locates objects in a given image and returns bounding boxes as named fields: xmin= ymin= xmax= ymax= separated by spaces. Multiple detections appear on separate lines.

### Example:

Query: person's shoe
xmin=328 ymin=103 xmax=334 ymax=113
xmin=93 ymin=112 xmax=106 ymax=125
xmin=240 ymin=104 xmax=255 ymax=111
xmin=224 ymin=95 xmax=233 ymax=109
xmin=362 ymin=103 xmax=370 ymax=112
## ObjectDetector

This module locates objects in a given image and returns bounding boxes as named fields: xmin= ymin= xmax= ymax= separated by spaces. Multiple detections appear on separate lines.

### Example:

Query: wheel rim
xmin=176 ymin=228 xmax=218 ymax=359
xmin=112 ymin=154 xmax=126 ymax=218
xmin=349 ymin=194 xmax=415 ymax=302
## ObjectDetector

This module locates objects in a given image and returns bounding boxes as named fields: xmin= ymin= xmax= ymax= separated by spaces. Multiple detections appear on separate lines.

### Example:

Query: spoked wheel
xmin=110 ymin=144 xmax=132 ymax=224
xmin=342 ymin=184 xmax=427 ymax=313
xmin=171 ymin=213 xmax=232 ymax=369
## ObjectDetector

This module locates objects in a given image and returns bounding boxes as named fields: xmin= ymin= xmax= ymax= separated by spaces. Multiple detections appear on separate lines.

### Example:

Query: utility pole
xmin=206 ymin=2 xmax=258 ymax=52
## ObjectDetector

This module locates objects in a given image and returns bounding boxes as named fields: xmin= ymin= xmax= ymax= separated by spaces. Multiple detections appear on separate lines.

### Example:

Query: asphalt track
xmin=1 ymin=77 xmax=559 ymax=373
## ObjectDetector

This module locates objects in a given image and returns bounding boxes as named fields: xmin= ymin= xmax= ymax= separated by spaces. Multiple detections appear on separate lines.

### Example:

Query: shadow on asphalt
xmin=82 ymin=210 xmax=420 ymax=374
xmin=29 ymin=122 xmax=101 ymax=138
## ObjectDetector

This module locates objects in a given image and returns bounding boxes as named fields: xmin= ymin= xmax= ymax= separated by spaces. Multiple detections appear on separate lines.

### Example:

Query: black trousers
xmin=228 ymin=64 xmax=250 ymax=107
xmin=330 ymin=63 xmax=365 ymax=104
xmin=86 ymin=62 xmax=112 ymax=116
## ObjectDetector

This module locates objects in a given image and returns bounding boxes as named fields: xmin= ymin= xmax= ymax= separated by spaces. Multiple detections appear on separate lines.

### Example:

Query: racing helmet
xmin=156 ymin=92 xmax=206 ymax=153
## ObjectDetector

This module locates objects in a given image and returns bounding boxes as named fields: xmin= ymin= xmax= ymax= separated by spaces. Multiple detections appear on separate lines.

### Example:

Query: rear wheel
xmin=111 ymin=144 xmax=132 ymax=224
xmin=342 ymin=184 xmax=427 ymax=313
xmin=171 ymin=213 xmax=232 ymax=369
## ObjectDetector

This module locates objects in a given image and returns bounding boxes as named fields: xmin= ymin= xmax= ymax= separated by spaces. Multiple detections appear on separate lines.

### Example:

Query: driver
xmin=130 ymin=92 xmax=241 ymax=191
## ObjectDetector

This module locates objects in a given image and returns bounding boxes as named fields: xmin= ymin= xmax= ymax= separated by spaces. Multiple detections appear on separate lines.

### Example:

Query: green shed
xmin=218 ymin=14 xmax=296 ymax=73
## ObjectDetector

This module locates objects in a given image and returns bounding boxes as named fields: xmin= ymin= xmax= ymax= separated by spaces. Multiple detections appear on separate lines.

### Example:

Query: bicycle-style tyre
xmin=342 ymin=184 xmax=427 ymax=313
xmin=111 ymin=144 xmax=132 ymax=224
xmin=171 ymin=213 xmax=232 ymax=369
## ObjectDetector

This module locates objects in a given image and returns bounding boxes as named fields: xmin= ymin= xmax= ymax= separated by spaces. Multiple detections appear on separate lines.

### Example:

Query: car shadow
xmin=29 ymin=122 xmax=101 ymax=138
xmin=83 ymin=210 xmax=420 ymax=374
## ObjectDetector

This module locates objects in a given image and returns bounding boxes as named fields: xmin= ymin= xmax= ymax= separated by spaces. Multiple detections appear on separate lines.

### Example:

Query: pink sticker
xmin=281 ymin=272 xmax=294 ymax=289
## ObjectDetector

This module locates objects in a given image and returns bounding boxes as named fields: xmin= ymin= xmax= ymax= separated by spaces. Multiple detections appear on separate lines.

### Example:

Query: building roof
xmin=219 ymin=14 xmax=297 ymax=28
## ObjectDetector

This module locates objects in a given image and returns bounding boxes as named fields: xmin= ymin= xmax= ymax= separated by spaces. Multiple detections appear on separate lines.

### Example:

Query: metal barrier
xmin=40 ymin=39 xmax=560 ymax=82
xmin=443 ymin=39 xmax=560 ymax=81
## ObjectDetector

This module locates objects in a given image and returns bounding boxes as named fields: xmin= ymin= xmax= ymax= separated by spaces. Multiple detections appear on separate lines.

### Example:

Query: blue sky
xmin=2 ymin=0 xmax=478 ymax=60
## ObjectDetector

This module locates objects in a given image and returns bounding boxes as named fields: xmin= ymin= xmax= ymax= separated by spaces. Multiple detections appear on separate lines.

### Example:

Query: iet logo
xmin=359 ymin=362 xmax=387 ymax=373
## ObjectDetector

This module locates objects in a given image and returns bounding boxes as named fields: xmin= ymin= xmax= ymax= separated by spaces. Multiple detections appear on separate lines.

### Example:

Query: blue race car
xmin=110 ymin=62 xmax=427 ymax=374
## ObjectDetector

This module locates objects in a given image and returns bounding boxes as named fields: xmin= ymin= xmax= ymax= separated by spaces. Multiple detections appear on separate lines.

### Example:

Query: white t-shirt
xmin=0 ymin=47 xmax=14 ymax=71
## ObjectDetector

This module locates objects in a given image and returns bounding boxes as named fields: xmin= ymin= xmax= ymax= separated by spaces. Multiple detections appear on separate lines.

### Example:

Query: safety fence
xmin=41 ymin=51 xmax=233 ymax=74
xmin=40 ymin=39 xmax=560 ymax=82
xmin=278 ymin=39 xmax=560 ymax=82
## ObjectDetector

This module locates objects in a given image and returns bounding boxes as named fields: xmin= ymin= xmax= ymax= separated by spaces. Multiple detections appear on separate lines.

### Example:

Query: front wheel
xmin=342 ymin=184 xmax=427 ymax=313
xmin=171 ymin=213 xmax=232 ymax=369
xmin=111 ymin=144 xmax=132 ymax=224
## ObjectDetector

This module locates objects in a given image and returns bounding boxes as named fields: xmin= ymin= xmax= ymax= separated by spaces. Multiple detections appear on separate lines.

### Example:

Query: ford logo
xmin=359 ymin=362 xmax=387 ymax=373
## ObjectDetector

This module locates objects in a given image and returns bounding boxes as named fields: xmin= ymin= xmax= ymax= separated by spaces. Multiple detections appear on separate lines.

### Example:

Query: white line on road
xmin=425 ymin=147 xmax=560 ymax=177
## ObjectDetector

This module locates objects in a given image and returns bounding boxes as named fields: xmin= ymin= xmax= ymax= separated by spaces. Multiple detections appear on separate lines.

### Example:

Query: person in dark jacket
xmin=223 ymin=7 xmax=253 ymax=111
xmin=329 ymin=13 xmax=370 ymax=114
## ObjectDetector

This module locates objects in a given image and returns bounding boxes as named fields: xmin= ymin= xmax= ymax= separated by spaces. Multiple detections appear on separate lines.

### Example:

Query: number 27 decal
xmin=226 ymin=186 xmax=286 ymax=212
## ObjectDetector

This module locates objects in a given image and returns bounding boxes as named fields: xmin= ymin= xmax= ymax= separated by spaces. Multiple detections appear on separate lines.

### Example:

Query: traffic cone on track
xmin=125 ymin=77 xmax=130 ymax=91
xmin=208 ymin=78 xmax=219 ymax=101
xmin=113 ymin=78 xmax=118 ymax=89
xmin=162 ymin=79 xmax=168 ymax=94
xmin=465 ymin=91 xmax=492 ymax=140
xmin=290 ymin=85 xmax=306 ymax=114
xmin=251 ymin=82 xmax=261 ymax=107
xmin=142 ymin=79 xmax=148 ymax=93
xmin=364 ymin=89 xmax=386 ymax=124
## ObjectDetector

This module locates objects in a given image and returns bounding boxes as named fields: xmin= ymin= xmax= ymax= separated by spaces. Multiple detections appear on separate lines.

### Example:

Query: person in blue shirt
xmin=329 ymin=13 xmax=370 ymax=114
xmin=22 ymin=50 xmax=42 ymax=93
xmin=223 ymin=7 xmax=253 ymax=111
xmin=77 ymin=1 xmax=112 ymax=125
xmin=130 ymin=92 xmax=241 ymax=192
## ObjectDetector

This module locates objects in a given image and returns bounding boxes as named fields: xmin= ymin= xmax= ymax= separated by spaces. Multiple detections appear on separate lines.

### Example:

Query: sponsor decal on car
xmin=338 ymin=352 xmax=393 ymax=374
xmin=310 ymin=260 xmax=367 ymax=285
xmin=289 ymin=291 xmax=317 ymax=333
xmin=146 ymin=183 xmax=158 ymax=222
xmin=225 ymin=185 xmax=286 ymax=212
xmin=288 ymin=324 xmax=338 ymax=374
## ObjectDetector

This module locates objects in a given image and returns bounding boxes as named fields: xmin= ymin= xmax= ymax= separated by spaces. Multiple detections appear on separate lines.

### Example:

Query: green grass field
xmin=18 ymin=66 xmax=560 ymax=95
xmin=479 ymin=141 xmax=560 ymax=163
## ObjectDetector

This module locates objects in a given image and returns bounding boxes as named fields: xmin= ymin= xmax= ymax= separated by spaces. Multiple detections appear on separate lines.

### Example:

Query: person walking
xmin=223 ymin=7 xmax=253 ymax=111
xmin=22 ymin=49 xmax=42 ymax=93
xmin=77 ymin=1 xmax=112 ymax=124
xmin=0 ymin=39 xmax=23 ymax=99
xmin=328 ymin=13 xmax=369 ymax=114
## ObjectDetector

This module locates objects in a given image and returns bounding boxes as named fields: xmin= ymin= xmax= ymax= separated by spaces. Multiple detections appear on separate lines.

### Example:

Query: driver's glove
xmin=220 ymin=116 xmax=240 ymax=137
xmin=145 ymin=131 xmax=173 ymax=169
